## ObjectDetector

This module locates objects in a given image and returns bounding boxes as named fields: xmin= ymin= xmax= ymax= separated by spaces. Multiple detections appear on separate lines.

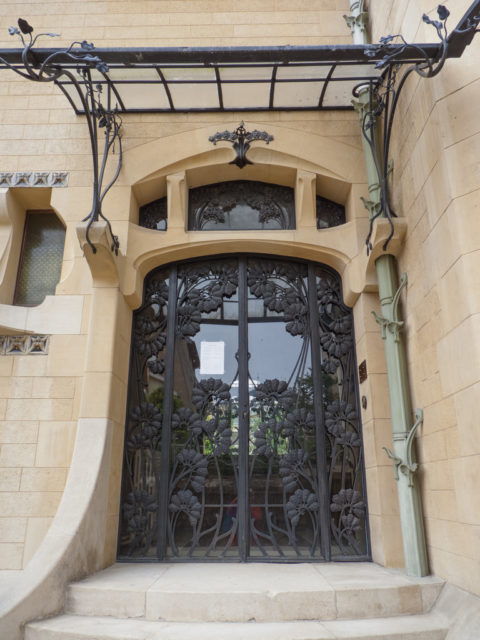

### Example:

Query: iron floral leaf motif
xmin=176 ymin=449 xmax=209 ymax=493
xmin=317 ymin=275 xmax=342 ymax=307
xmin=169 ymin=490 xmax=202 ymax=527
xmin=330 ymin=489 xmax=366 ymax=535
xmin=286 ymin=489 xmax=319 ymax=527
xmin=145 ymin=278 xmax=169 ymax=306
xmin=139 ymin=197 xmax=167 ymax=231
xmin=247 ymin=260 xmax=309 ymax=336
xmin=284 ymin=302 xmax=309 ymax=336
xmin=124 ymin=490 xmax=157 ymax=535
xmin=127 ymin=402 xmax=163 ymax=449
xmin=325 ymin=401 xmax=360 ymax=445
xmin=176 ymin=261 xmax=238 ymax=324
xmin=320 ymin=330 xmax=353 ymax=358
xmin=282 ymin=408 xmax=315 ymax=436
xmin=253 ymin=418 xmax=285 ymax=457
xmin=316 ymin=195 xmax=346 ymax=229
xmin=191 ymin=377 xmax=231 ymax=412
xmin=188 ymin=181 xmax=294 ymax=230
xmin=251 ymin=378 xmax=295 ymax=410
xmin=134 ymin=290 xmax=167 ymax=362
xmin=279 ymin=449 xmax=310 ymax=492
xmin=208 ymin=122 xmax=273 ymax=169
xmin=171 ymin=407 xmax=204 ymax=436
xmin=203 ymin=419 xmax=232 ymax=457
xmin=176 ymin=303 xmax=202 ymax=337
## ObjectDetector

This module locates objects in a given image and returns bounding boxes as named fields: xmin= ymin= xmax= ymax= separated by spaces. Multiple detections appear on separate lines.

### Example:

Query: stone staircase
xmin=25 ymin=562 xmax=449 ymax=639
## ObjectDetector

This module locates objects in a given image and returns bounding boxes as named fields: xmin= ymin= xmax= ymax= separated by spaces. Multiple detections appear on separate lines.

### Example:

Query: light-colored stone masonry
xmin=0 ymin=0 xmax=478 ymax=609
xmin=368 ymin=0 xmax=480 ymax=596
xmin=0 ymin=0 xmax=389 ymax=572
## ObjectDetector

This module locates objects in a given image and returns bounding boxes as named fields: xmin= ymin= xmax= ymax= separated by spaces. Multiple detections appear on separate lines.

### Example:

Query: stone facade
xmin=0 ymin=0 xmax=479 ymax=631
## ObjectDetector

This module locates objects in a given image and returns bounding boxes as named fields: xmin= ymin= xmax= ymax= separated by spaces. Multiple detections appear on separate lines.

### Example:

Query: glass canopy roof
xmin=0 ymin=42 xmax=447 ymax=114
xmin=0 ymin=0 xmax=478 ymax=115
xmin=55 ymin=58 xmax=387 ymax=113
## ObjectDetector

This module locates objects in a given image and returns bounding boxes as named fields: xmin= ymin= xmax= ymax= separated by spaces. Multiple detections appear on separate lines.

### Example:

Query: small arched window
xmin=14 ymin=211 xmax=66 ymax=306
xmin=316 ymin=195 xmax=346 ymax=229
xmin=188 ymin=181 xmax=295 ymax=230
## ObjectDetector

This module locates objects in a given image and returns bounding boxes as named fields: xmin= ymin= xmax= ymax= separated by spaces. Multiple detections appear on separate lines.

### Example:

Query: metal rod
xmin=237 ymin=258 xmax=250 ymax=561
xmin=157 ymin=264 xmax=178 ymax=559
xmin=307 ymin=264 xmax=331 ymax=561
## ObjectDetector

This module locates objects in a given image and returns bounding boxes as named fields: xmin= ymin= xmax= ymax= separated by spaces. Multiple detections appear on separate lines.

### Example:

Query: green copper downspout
xmin=346 ymin=2 xmax=429 ymax=577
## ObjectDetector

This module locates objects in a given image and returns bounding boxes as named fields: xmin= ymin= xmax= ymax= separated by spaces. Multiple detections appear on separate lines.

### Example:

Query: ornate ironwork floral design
xmin=139 ymin=197 xmax=167 ymax=231
xmin=248 ymin=261 xmax=309 ymax=338
xmin=287 ymin=489 xmax=319 ymax=527
xmin=316 ymin=195 xmax=346 ymax=229
xmin=208 ymin=122 xmax=273 ymax=168
xmin=188 ymin=181 xmax=295 ymax=230
xmin=192 ymin=378 xmax=231 ymax=412
xmin=279 ymin=449 xmax=310 ymax=492
xmin=330 ymin=489 xmax=366 ymax=553
xmin=4 ymin=19 xmax=121 ymax=254
xmin=169 ymin=490 xmax=202 ymax=526
xmin=283 ymin=408 xmax=315 ymax=436
xmin=177 ymin=304 xmax=202 ymax=337
xmin=123 ymin=490 xmax=157 ymax=554
xmin=127 ymin=402 xmax=162 ymax=449
xmin=120 ymin=257 xmax=367 ymax=561
xmin=171 ymin=408 xmax=204 ymax=435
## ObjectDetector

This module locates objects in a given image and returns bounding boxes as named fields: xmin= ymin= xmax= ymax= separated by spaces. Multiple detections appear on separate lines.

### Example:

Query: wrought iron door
xmin=119 ymin=256 xmax=369 ymax=562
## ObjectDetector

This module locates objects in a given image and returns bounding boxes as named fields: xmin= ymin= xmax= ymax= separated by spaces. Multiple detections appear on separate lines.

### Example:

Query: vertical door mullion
xmin=307 ymin=264 xmax=331 ymax=560
xmin=157 ymin=264 xmax=178 ymax=559
xmin=237 ymin=257 xmax=250 ymax=561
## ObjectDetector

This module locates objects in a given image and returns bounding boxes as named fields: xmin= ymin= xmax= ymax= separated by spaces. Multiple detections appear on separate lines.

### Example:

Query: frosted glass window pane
xmin=115 ymin=82 xmax=170 ymax=110
xmin=274 ymin=81 xmax=323 ymax=108
xmin=15 ymin=213 xmax=65 ymax=306
xmin=222 ymin=82 xmax=270 ymax=109
xmin=168 ymin=83 xmax=219 ymax=109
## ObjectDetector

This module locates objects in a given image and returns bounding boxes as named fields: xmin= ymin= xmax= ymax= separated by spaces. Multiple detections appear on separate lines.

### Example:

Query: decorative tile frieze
xmin=0 ymin=334 xmax=49 ymax=355
xmin=0 ymin=172 xmax=68 ymax=188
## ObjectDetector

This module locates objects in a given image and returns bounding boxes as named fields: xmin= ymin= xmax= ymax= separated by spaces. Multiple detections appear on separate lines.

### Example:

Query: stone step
xmin=25 ymin=612 xmax=449 ymax=640
xmin=65 ymin=563 xmax=444 ymax=623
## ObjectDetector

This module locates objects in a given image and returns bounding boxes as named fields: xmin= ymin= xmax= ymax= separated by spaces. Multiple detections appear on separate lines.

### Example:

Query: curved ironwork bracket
xmin=372 ymin=272 xmax=407 ymax=342
xmin=209 ymin=121 xmax=273 ymax=169
xmin=359 ymin=3 xmax=480 ymax=254
xmin=2 ymin=19 xmax=122 ymax=255
xmin=384 ymin=408 xmax=424 ymax=487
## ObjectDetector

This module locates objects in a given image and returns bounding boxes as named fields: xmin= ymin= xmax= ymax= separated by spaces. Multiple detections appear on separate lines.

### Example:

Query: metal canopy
xmin=0 ymin=39 xmax=466 ymax=114
xmin=0 ymin=0 xmax=478 ymax=114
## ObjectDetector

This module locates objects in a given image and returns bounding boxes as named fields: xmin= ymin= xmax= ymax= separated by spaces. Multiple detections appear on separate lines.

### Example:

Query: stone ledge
xmin=24 ymin=612 xmax=448 ymax=639
xmin=65 ymin=561 xmax=444 ymax=623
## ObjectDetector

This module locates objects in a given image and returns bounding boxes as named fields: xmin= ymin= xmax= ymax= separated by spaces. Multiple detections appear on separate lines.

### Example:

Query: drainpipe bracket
xmin=372 ymin=311 xmax=404 ymax=342
xmin=383 ymin=408 xmax=424 ymax=487
xmin=343 ymin=12 xmax=368 ymax=35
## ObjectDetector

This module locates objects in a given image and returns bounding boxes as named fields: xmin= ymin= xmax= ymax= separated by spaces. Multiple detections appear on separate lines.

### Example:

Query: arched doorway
xmin=118 ymin=255 xmax=369 ymax=562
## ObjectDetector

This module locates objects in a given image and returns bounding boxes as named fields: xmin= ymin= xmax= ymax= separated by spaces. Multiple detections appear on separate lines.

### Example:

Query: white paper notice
xmin=200 ymin=341 xmax=225 ymax=375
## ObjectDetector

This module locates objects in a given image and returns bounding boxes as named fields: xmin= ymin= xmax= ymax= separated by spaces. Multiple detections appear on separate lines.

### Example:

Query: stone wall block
xmin=34 ymin=421 xmax=76 ymax=468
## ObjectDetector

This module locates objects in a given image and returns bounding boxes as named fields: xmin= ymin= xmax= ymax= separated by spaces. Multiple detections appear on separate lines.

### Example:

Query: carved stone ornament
xmin=0 ymin=171 xmax=68 ymax=188
xmin=0 ymin=334 xmax=49 ymax=354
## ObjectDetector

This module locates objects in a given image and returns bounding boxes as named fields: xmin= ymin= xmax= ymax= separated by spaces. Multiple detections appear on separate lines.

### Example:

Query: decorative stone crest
xmin=0 ymin=334 xmax=49 ymax=354
xmin=0 ymin=171 xmax=68 ymax=188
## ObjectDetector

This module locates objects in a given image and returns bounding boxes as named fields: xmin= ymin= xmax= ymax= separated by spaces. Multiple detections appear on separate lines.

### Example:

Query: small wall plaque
xmin=359 ymin=360 xmax=367 ymax=383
